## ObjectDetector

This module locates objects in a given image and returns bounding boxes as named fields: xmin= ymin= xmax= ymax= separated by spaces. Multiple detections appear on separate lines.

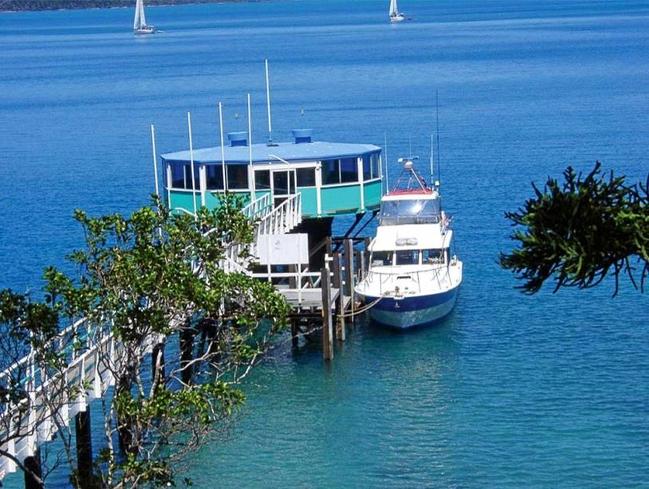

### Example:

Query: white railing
xmin=241 ymin=193 xmax=272 ymax=219
xmin=359 ymin=262 xmax=459 ymax=296
xmin=0 ymin=192 xmax=305 ymax=478
xmin=221 ymin=193 xmax=303 ymax=273
xmin=0 ymin=316 xmax=164 ymax=478
xmin=255 ymin=193 xmax=302 ymax=237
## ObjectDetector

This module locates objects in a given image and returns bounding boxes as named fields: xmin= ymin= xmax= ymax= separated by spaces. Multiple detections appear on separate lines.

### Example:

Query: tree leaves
xmin=501 ymin=162 xmax=649 ymax=294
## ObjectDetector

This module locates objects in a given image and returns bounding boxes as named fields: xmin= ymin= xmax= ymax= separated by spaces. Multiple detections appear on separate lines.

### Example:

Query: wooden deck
xmin=277 ymin=287 xmax=339 ymax=309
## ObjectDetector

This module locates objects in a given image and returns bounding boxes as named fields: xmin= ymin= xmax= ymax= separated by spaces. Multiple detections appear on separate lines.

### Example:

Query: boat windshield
xmin=379 ymin=198 xmax=441 ymax=225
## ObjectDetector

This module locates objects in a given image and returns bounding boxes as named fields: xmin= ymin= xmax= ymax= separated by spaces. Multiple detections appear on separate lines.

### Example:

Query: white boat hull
xmin=134 ymin=26 xmax=156 ymax=35
xmin=361 ymin=283 xmax=459 ymax=329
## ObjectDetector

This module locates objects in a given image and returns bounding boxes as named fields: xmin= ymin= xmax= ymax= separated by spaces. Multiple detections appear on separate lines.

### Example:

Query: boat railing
xmin=361 ymin=263 xmax=457 ymax=295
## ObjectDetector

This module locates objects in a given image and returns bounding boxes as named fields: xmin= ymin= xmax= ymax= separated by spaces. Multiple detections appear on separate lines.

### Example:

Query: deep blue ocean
xmin=1 ymin=0 xmax=648 ymax=487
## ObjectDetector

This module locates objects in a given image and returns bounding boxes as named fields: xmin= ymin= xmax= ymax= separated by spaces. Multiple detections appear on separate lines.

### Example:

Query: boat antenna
xmin=384 ymin=133 xmax=390 ymax=194
xmin=408 ymin=135 xmax=412 ymax=159
xmin=150 ymin=124 xmax=159 ymax=197
xmin=265 ymin=59 xmax=275 ymax=145
xmin=435 ymin=90 xmax=441 ymax=186
xmin=247 ymin=93 xmax=254 ymax=202
xmin=429 ymin=133 xmax=434 ymax=186
xmin=187 ymin=112 xmax=197 ymax=218
xmin=218 ymin=102 xmax=228 ymax=191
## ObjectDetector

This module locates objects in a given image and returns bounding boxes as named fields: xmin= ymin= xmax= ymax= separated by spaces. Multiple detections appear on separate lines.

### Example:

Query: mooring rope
xmin=336 ymin=295 xmax=384 ymax=319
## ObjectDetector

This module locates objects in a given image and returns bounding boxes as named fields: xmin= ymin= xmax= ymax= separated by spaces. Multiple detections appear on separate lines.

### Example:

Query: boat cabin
xmin=369 ymin=190 xmax=452 ymax=267
xmin=161 ymin=129 xmax=383 ymax=218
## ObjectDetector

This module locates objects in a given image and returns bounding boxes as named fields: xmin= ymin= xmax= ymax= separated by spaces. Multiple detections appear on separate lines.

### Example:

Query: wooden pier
xmin=0 ymin=133 xmax=380 ymax=485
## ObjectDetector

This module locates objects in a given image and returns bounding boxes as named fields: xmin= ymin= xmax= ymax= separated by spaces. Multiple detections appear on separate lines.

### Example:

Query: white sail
xmin=134 ymin=0 xmax=154 ymax=33
xmin=139 ymin=0 xmax=146 ymax=28
xmin=133 ymin=0 xmax=143 ymax=30
xmin=389 ymin=0 xmax=398 ymax=17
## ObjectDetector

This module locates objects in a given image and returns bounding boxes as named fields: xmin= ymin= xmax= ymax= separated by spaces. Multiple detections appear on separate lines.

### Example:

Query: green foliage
xmin=40 ymin=193 xmax=289 ymax=488
xmin=501 ymin=162 xmax=649 ymax=294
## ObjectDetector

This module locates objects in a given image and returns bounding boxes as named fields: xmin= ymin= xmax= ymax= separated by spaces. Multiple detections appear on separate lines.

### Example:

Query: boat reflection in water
xmin=355 ymin=158 xmax=462 ymax=329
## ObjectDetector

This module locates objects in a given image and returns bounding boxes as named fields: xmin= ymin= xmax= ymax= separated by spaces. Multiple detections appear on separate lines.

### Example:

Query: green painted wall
xmin=169 ymin=191 xmax=200 ymax=215
xmin=363 ymin=180 xmax=382 ymax=210
xmin=297 ymin=187 xmax=318 ymax=217
xmin=321 ymin=184 xmax=362 ymax=215
xmin=170 ymin=181 xmax=382 ymax=218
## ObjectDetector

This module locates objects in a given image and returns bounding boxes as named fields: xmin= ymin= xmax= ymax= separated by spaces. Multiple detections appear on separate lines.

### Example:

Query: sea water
xmin=1 ymin=0 xmax=648 ymax=487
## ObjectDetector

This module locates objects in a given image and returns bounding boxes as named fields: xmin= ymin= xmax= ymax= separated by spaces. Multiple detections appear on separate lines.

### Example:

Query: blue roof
xmin=161 ymin=140 xmax=381 ymax=165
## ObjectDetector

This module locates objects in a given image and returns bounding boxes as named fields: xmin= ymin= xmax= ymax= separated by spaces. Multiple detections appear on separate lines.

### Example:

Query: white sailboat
xmin=389 ymin=0 xmax=405 ymax=22
xmin=133 ymin=0 xmax=155 ymax=35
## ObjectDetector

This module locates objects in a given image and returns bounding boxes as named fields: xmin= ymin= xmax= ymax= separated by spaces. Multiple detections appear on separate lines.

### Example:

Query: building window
xmin=322 ymin=159 xmax=339 ymax=185
xmin=372 ymin=153 xmax=380 ymax=179
xmin=322 ymin=158 xmax=358 ymax=185
xmin=363 ymin=152 xmax=381 ymax=181
xmin=296 ymin=167 xmax=316 ymax=187
xmin=340 ymin=157 xmax=358 ymax=183
xmin=363 ymin=155 xmax=371 ymax=180
xmin=255 ymin=170 xmax=271 ymax=190
xmin=169 ymin=160 xmax=199 ymax=190
xmin=206 ymin=164 xmax=224 ymax=190
xmin=227 ymin=165 xmax=249 ymax=189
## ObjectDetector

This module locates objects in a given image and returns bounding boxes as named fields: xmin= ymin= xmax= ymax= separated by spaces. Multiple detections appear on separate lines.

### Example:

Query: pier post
xmin=320 ymin=266 xmax=334 ymax=361
xmin=344 ymin=239 xmax=355 ymax=320
xmin=23 ymin=448 xmax=43 ymax=489
xmin=75 ymin=406 xmax=93 ymax=487
xmin=359 ymin=244 xmax=368 ymax=280
xmin=290 ymin=319 xmax=299 ymax=348
xmin=332 ymin=252 xmax=346 ymax=341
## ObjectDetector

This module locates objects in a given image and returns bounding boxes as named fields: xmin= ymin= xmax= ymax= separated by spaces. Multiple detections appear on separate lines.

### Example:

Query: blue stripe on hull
xmin=364 ymin=286 xmax=459 ymax=329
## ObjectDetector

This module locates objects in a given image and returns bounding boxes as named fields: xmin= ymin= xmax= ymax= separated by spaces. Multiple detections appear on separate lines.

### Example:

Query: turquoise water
xmin=1 ymin=0 xmax=648 ymax=487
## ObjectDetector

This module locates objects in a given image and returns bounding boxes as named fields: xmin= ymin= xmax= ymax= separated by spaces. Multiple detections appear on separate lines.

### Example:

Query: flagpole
xmin=187 ymin=111 xmax=197 ymax=218
xmin=218 ymin=102 xmax=227 ymax=192
xmin=150 ymin=124 xmax=159 ymax=197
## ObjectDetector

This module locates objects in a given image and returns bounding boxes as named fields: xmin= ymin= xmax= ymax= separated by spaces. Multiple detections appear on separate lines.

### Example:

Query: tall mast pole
xmin=429 ymin=133 xmax=434 ymax=186
xmin=218 ymin=102 xmax=227 ymax=191
xmin=150 ymin=124 xmax=159 ymax=197
xmin=187 ymin=111 xmax=197 ymax=218
xmin=435 ymin=90 xmax=441 ymax=186
xmin=247 ymin=93 xmax=254 ymax=202
xmin=265 ymin=59 xmax=273 ymax=144
xmin=384 ymin=133 xmax=390 ymax=194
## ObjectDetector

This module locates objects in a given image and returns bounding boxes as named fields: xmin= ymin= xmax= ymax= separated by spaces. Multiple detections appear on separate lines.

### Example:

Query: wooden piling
xmin=332 ymin=252 xmax=346 ymax=341
xmin=23 ymin=448 xmax=43 ymax=489
xmin=75 ymin=407 xmax=93 ymax=488
xmin=320 ymin=266 xmax=334 ymax=361
xmin=343 ymin=239 xmax=355 ymax=319
xmin=290 ymin=319 xmax=299 ymax=348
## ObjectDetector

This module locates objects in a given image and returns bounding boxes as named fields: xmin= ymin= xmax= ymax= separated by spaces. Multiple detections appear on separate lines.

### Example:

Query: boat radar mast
xmin=390 ymin=156 xmax=433 ymax=194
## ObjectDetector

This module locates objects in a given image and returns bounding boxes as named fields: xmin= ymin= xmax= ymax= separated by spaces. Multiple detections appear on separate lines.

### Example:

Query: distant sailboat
xmin=389 ymin=0 xmax=405 ymax=22
xmin=133 ymin=0 xmax=155 ymax=35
